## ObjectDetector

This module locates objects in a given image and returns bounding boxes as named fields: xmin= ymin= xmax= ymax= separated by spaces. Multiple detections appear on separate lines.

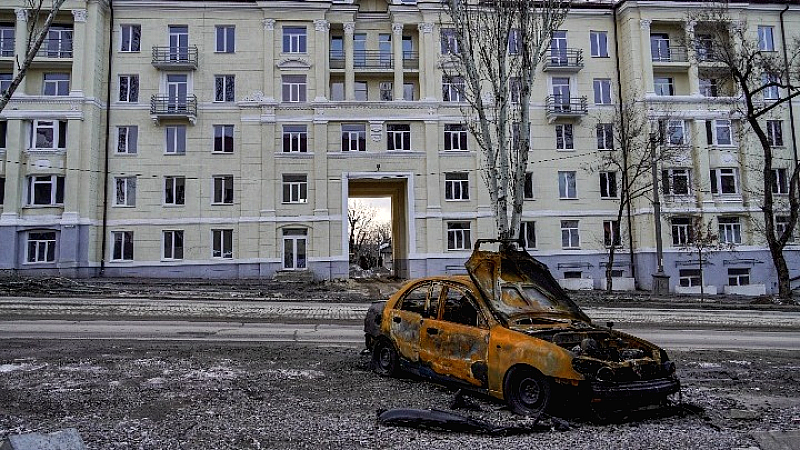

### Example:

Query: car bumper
xmin=586 ymin=377 xmax=680 ymax=402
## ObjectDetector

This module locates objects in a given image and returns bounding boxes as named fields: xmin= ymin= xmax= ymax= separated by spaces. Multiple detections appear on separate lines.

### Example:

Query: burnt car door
xmin=418 ymin=283 xmax=490 ymax=388
xmin=388 ymin=280 xmax=433 ymax=363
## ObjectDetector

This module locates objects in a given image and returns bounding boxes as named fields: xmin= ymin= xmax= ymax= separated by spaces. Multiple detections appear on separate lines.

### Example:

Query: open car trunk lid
xmin=464 ymin=239 xmax=591 ymax=324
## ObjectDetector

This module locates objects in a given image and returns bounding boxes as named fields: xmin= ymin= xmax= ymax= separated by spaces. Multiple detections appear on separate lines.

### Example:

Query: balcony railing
xmin=542 ymin=48 xmax=583 ymax=71
xmin=330 ymin=50 xmax=420 ymax=70
xmin=545 ymin=95 xmax=588 ymax=118
xmin=403 ymin=51 xmax=419 ymax=70
xmin=651 ymin=46 xmax=688 ymax=63
xmin=0 ymin=41 xmax=14 ymax=57
xmin=150 ymin=94 xmax=197 ymax=122
xmin=36 ymin=38 xmax=73 ymax=58
xmin=151 ymin=46 xmax=198 ymax=70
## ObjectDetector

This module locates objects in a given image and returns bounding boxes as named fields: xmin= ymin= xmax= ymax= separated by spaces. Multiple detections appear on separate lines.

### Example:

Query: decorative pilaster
xmin=344 ymin=22 xmax=355 ymax=101
xmin=639 ymin=19 xmax=655 ymax=95
xmin=13 ymin=9 xmax=28 ymax=93
xmin=263 ymin=19 xmax=276 ymax=101
xmin=685 ymin=20 xmax=700 ymax=96
xmin=70 ymin=9 xmax=88 ymax=96
xmin=418 ymin=23 xmax=435 ymax=101
xmin=313 ymin=19 xmax=329 ymax=102
xmin=392 ymin=23 xmax=404 ymax=100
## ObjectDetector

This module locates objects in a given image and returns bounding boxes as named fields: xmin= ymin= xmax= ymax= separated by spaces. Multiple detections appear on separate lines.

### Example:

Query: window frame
xmin=215 ymin=25 xmax=235 ymax=53
xmin=281 ymin=75 xmax=307 ymax=103
xmin=27 ymin=174 xmax=64 ymax=206
xmin=679 ymin=269 xmax=702 ymax=287
xmin=212 ymin=229 xmax=234 ymax=259
xmin=118 ymin=74 xmax=139 ymax=102
xmin=555 ymin=124 xmax=574 ymax=150
xmin=113 ymin=176 xmax=137 ymax=207
xmin=662 ymin=168 xmax=692 ymax=196
xmin=600 ymin=171 xmax=618 ymax=198
xmin=446 ymin=222 xmax=472 ymax=251
xmin=111 ymin=230 xmax=134 ymax=261
xmin=520 ymin=221 xmax=536 ymax=249
xmin=165 ymin=125 xmax=187 ymax=155
xmin=30 ymin=119 xmax=67 ymax=150
xmin=654 ymin=77 xmax=674 ymax=96
xmin=213 ymin=124 xmax=234 ymax=153
xmin=444 ymin=172 xmax=470 ymax=201
xmin=442 ymin=75 xmax=465 ymax=102
xmin=282 ymin=174 xmax=308 ymax=204
xmin=603 ymin=219 xmax=621 ymax=248
xmin=162 ymin=229 xmax=185 ymax=260
xmin=772 ymin=168 xmax=789 ymax=195
xmin=727 ymin=268 xmax=750 ymax=286
xmin=282 ymin=124 xmax=308 ymax=153
xmin=560 ymin=220 xmax=580 ymax=249
xmin=282 ymin=26 xmax=307 ymax=53
xmin=596 ymin=123 xmax=614 ymax=150
xmin=558 ymin=171 xmax=577 ymax=199
xmin=214 ymin=74 xmax=235 ymax=102
xmin=718 ymin=216 xmax=742 ymax=244
xmin=593 ymin=78 xmax=612 ymax=105
xmin=710 ymin=168 xmax=740 ymax=196
xmin=164 ymin=175 xmax=186 ymax=206
xmin=26 ymin=231 xmax=57 ymax=263
xmin=341 ymin=123 xmax=367 ymax=152
xmin=590 ymin=31 xmax=609 ymax=58
xmin=212 ymin=175 xmax=234 ymax=205
xmin=43 ymin=73 xmax=70 ymax=96
xmin=116 ymin=126 xmax=138 ymax=154
xmin=387 ymin=123 xmax=411 ymax=151
xmin=444 ymin=124 xmax=468 ymax=151
xmin=671 ymin=217 xmax=693 ymax=246
xmin=758 ymin=26 xmax=775 ymax=51
xmin=120 ymin=24 xmax=141 ymax=52
xmin=767 ymin=120 xmax=784 ymax=147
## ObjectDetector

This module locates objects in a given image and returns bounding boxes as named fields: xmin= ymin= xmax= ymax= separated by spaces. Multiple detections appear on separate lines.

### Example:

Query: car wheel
xmin=372 ymin=339 xmax=399 ymax=377
xmin=504 ymin=366 xmax=551 ymax=418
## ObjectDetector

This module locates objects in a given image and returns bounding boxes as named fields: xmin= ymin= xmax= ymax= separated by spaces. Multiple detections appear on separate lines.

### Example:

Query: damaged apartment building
xmin=0 ymin=0 xmax=798 ymax=295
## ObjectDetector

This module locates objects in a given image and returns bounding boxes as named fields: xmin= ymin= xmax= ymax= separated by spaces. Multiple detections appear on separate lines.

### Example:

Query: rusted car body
xmin=364 ymin=240 xmax=679 ymax=416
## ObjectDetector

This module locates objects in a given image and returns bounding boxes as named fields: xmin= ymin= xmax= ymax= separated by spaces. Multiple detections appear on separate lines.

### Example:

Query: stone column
xmin=262 ymin=19 xmax=276 ymax=101
xmin=69 ymin=9 xmax=87 ymax=96
xmin=424 ymin=120 xmax=440 ymax=252
xmin=13 ymin=8 xmax=28 ymax=94
xmin=685 ymin=20 xmax=700 ymax=96
xmin=313 ymin=113 xmax=329 ymax=215
xmin=344 ymin=22 xmax=355 ymax=101
xmin=0 ymin=122 xmax=23 ymax=222
xmin=418 ymin=23 xmax=435 ymax=101
xmin=313 ymin=19 xmax=329 ymax=102
xmin=392 ymin=22 xmax=404 ymax=101
xmin=639 ymin=19 xmax=655 ymax=96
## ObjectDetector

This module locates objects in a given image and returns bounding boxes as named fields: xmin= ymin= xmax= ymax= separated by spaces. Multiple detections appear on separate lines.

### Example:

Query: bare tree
xmin=678 ymin=217 xmax=733 ymax=302
xmin=440 ymin=0 xmax=569 ymax=240
xmin=348 ymin=201 xmax=376 ymax=266
xmin=686 ymin=4 xmax=800 ymax=301
xmin=589 ymin=100 xmax=681 ymax=291
xmin=0 ymin=0 xmax=69 ymax=112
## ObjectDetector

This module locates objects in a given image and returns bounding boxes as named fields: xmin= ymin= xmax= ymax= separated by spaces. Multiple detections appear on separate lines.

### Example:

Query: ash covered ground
xmin=1 ymin=340 xmax=798 ymax=449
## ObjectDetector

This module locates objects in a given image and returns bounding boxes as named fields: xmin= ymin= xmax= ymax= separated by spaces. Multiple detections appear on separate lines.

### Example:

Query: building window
xmin=758 ymin=26 xmax=775 ymax=51
xmin=283 ymin=228 xmax=307 ymax=269
xmin=555 ymin=124 xmax=573 ymax=150
xmin=728 ymin=268 xmax=750 ymax=286
xmin=27 ymin=175 xmax=64 ymax=205
xmin=0 ymin=26 xmax=12 ymax=57
xmin=671 ymin=217 xmax=693 ymax=246
xmin=163 ymin=230 xmax=184 ymax=260
xmin=767 ymin=120 xmax=784 ymax=147
xmin=775 ymin=215 xmax=793 ymax=241
xmin=593 ymin=79 xmax=612 ymax=104
xmin=164 ymin=176 xmax=186 ymax=206
xmin=114 ymin=176 xmax=136 ymax=207
xmin=762 ymin=72 xmax=779 ymax=100
xmin=444 ymin=124 xmax=468 ymax=151
xmin=111 ymin=231 xmax=134 ymax=261
xmin=0 ymin=177 xmax=4 ymax=205
xmin=508 ymin=77 xmax=522 ymax=104
xmin=520 ymin=221 xmax=536 ymax=249
xmin=0 ymin=73 xmax=11 ymax=94
xmin=403 ymin=82 xmax=415 ymax=101
xmin=603 ymin=220 xmax=621 ymax=247
xmin=215 ymin=25 xmax=235 ymax=53
xmin=666 ymin=120 xmax=688 ymax=146
xmin=354 ymin=81 xmax=368 ymax=101
xmin=330 ymin=81 xmax=344 ymax=101
xmin=30 ymin=120 xmax=67 ymax=149
xmin=46 ymin=26 xmax=72 ymax=58
xmin=282 ymin=26 xmax=307 ymax=53
xmin=524 ymin=172 xmax=535 ymax=200
xmin=662 ymin=168 xmax=691 ymax=196
xmin=558 ymin=171 xmax=577 ymax=199
xmin=120 ymin=24 xmax=141 ymax=52
xmin=650 ymin=33 xmax=670 ymax=61
xmin=442 ymin=76 xmax=465 ymax=102
xmin=596 ymin=123 xmax=614 ymax=150
xmin=116 ymin=126 xmax=138 ymax=154
xmin=447 ymin=222 xmax=471 ymax=250
xmin=700 ymin=78 xmax=718 ymax=97
xmin=214 ymin=75 xmax=235 ymax=102
xmin=679 ymin=269 xmax=702 ymax=287
xmin=43 ymin=73 xmax=69 ymax=96
xmin=440 ymin=28 xmax=459 ymax=55
xmin=718 ymin=217 xmax=742 ymax=244
xmin=212 ymin=175 xmax=234 ymax=204
xmin=212 ymin=229 xmax=233 ymax=259
xmin=341 ymin=124 xmax=366 ymax=152
xmin=282 ymin=75 xmax=306 ymax=102
xmin=507 ymin=28 xmax=520 ymax=54
xmin=282 ymin=125 xmax=307 ymax=153
xmin=654 ymin=77 xmax=674 ymax=96
xmin=165 ymin=125 xmax=186 ymax=154
xmin=710 ymin=168 xmax=740 ymax=196
xmin=27 ymin=231 xmax=56 ymax=263
xmin=387 ymin=124 xmax=411 ymax=151
xmin=282 ymin=174 xmax=307 ymax=203
xmin=118 ymin=75 xmax=138 ymax=102
xmin=561 ymin=220 xmax=580 ymax=249
xmin=706 ymin=119 xmax=734 ymax=146
xmin=772 ymin=168 xmax=789 ymax=194
xmin=379 ymin=81 xmax=393 ymax=101
xmin=600 ymin=171 xmax=617 ymax=198
xmin=590 ymin=31 xmax=608 ymax=57
xmin=445 ymin=172 xmax=469 ymax=201
xmin=213 ymin=125 xmax=234 ymax=153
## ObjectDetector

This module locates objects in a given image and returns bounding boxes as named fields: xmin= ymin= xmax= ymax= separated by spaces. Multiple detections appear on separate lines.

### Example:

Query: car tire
xmin=372 ymin=339 xmax=399 ymax=377
xmin=504 ymin=366 xmax=551 ymax=418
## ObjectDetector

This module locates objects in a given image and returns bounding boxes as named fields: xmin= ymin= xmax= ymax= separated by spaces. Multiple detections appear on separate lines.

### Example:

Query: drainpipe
xmin=99 ymin=0 xmax=114 ymax=276
xmin=612 ymin=1 xmax=638 ymax=284
xmin=780 ymin=4 xmax=799 ymax=168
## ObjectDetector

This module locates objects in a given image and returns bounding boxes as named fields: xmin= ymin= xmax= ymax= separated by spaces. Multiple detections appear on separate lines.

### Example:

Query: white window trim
xmin=113 ymin=176 xmax=136 ymax=207
xmin=212 ymin=175 xmax=234 ymax=205
xmin=211 ymin=229 xmax=234 ymax=259
xmin=110 ymin=230 xmax=134 ymax=261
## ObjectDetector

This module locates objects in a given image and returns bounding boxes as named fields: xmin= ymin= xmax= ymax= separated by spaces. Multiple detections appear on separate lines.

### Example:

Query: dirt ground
xmin=1 ymin=340 xmax=798 ymax=450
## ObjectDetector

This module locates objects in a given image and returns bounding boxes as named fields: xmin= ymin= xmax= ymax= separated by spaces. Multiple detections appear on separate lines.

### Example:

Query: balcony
xmin=150 ymin=94 xmax=197 ymax=123
xmin=542 ymin=49 xmax=583 ymax=72
xmin=545 ymin=95 xmax=588 ymax=121
xmin=36 ymin=39 xmax=73 ymax=59
xmin=330 ymin=50 xmax=394 ymax=71
xmin=151 ymin=46 xmax=198 ymax=70
xmin=402 ymin=51 xmax=419 ymax=70
xmin=652 ymin=46 xmax=689 ymax=63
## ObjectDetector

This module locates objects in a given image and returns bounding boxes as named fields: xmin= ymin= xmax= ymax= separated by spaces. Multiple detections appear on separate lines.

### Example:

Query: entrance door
xmin=282 ymin=228 xmax=307 ymax=270
xmin=169 ymin=25 xmax=189 ymax=61
xmin=167 ymin=74 xmax=188 ymax=111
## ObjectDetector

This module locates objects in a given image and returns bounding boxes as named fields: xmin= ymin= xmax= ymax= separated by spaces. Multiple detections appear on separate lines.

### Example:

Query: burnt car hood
xmin=465 ymin=239 xmax=591 ymax=324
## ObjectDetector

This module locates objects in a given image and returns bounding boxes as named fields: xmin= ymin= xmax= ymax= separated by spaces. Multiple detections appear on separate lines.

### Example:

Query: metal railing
xmin=545 ymin=95 xmax=588 ymax=115
xmin=402 ymin=51 xmax=419 ymax=70
xmin=330 ymin=50 xmax=419 ymax=70
xmin=651 ymin=46 xmax=688 ymax=63
xmin=542 ymin=48 xmax=583 ymax=70
xmin=151 ymin=46 xmax=198 ymax=68
xmin=150 ymin=94 xmax=197 ymax=117
xmin=36 ymin=38 xmax=73 ymax=58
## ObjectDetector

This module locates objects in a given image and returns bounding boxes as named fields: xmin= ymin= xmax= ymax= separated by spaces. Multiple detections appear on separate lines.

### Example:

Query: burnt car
xmin=364 ymin=239 xmax=679 ymax=417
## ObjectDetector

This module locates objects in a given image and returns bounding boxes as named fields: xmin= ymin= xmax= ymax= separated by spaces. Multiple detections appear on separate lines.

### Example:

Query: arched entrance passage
xmin=345 ymin=174 xmax=411 ymax=279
